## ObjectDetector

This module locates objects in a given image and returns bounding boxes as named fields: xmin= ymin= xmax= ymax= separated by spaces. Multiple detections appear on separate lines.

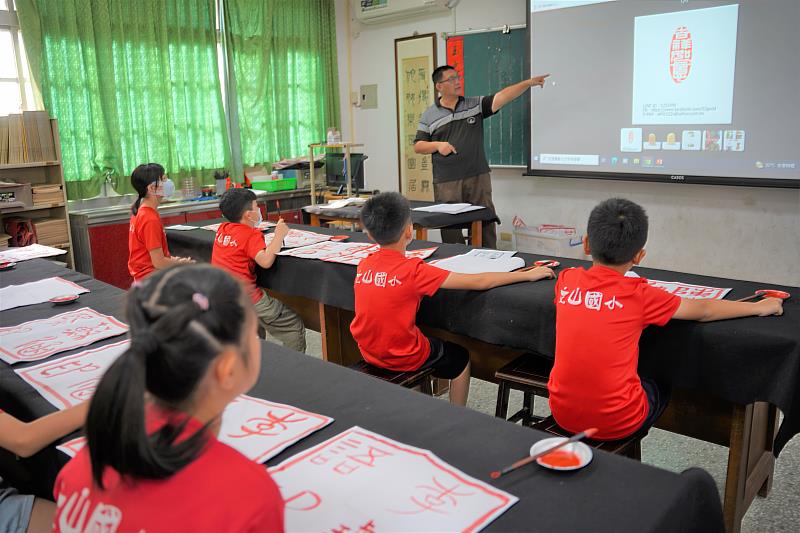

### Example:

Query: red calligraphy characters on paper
xmin=389 ymin=477 xmax=474 ymax=515
xmin=669 ymin=26 xmax=693 ymax=83
xmin=227 ymin=411 xmax=310 ymax=439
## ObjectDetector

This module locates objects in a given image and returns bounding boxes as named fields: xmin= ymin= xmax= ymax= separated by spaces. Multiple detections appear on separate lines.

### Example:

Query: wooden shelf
xmin=0 ymin=202 xmax=65 ymax=214
xmin=0 ymin=119 xmax=74 ymax=268
xmin=0 ymin=161 xmax=61 ymax=170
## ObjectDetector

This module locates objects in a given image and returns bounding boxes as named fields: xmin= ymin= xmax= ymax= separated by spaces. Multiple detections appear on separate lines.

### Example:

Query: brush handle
xmin=496 ymin=430 xmax=594 ymax=477
xmin=735 ymin=294 xmax=759 ymax=302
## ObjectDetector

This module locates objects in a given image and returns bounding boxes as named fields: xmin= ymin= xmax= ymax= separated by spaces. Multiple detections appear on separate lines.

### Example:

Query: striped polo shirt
xmin=414 ymin=94 xmax=496 ymax=183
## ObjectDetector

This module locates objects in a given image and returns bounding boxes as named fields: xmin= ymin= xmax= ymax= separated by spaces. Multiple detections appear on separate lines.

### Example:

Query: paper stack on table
xmin=412 ymin=203 xmax=486 ymax=215
xmin=0 ymin=243 xmax=66 ymax=263
xmin=430 ymin=249 xmax=525 ymax=274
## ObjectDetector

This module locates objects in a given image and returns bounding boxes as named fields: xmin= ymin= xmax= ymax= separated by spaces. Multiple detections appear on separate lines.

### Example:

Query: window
xmin=0 ymin=0 xmax=39 ymax=116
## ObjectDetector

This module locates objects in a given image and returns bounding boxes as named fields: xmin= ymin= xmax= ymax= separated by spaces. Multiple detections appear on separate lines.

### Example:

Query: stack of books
xmin=33 ymin=218 xmax=69 ymax=246
xmin=0 ymin=111 xmax=56 ymax=165
xmin=32 ymin=184 xmax=64 ymax=206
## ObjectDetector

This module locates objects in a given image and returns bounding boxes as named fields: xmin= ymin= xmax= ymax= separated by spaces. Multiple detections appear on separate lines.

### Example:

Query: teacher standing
xmin=414 ymin=65 xmax=549 ymax=248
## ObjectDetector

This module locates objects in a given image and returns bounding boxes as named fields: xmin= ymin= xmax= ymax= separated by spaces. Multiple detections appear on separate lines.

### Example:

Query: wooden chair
xmin=494 ymin=352 xmax=554 ymax=426
xmin=533 ymin=415 xmax=646 ymax=461
xmin=349 ymin=360 xmax=434 ymax=395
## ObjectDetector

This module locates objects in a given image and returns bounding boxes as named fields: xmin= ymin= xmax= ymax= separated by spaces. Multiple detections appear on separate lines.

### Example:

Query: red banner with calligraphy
xmin=446 ymin=36 xmax=465 ymax=96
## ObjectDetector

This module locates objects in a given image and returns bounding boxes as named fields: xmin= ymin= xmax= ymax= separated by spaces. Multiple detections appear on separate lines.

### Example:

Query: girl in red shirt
xmin=53 ymin=265 xmax=285 ymax=532
xmin=127 ymin=163 xmax=192 ymax=282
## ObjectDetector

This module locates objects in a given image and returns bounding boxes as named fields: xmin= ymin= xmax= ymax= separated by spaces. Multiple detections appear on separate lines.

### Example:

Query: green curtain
xmin=224 ymin=0 xmax=340 ymax=167
xmin=16 ymin=0 xmax=230 ymax=199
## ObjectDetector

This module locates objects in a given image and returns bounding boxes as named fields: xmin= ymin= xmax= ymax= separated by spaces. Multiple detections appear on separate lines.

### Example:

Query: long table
xmin=0 ymin=259 xmax=725 ymax=532
xmin=167 ymin=222 xmax=800 ymax=533
xmin=305 ymin=200 xmax=499 ymax=247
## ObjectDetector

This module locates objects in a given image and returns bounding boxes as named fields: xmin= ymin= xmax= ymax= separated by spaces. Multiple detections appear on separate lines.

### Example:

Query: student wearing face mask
xmin=211 ymin=188 xmax=306 ymax=353
xmin=127 ymin=163 xmax=193 ymax=282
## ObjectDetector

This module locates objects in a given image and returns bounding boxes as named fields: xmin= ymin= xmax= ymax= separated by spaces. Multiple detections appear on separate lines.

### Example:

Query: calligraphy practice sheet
xmin=15 ymin=340 xmax=130 ymax=409
xmin=264 ymin=229 xmax=333 ymax=249
xmin=0 ymin=243 xmax=67 ymax=263
xmin=279 ymin=241 xmax=437 ymax=266
xmin=647 ymin=280 xmax=731 ymax=300
xmin=56 ymin=436 xmax=86 ymax=458
xmin=0 ymin=308 xmax=128 ymax=364
xmin=270 ymin=427 xmax=518 ymax=533
xmin=0 ymin=277 xmax=89 ymax=311
xmin=218 ymin=395 xmax=333 ymax=463
xmin=429 ymin=249 xmax=525 ymax=274
xmin=626 ymin=271 xmax=731 ymax=299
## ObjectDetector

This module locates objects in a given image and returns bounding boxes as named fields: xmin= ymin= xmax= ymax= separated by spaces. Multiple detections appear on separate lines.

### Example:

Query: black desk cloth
xmin=167 ymin=222 xmax=800 ymax=455
xmin=0 ymin=260 xmax=724 ymax=532
xmin=304 ymin=200 xmax=501 ymax=228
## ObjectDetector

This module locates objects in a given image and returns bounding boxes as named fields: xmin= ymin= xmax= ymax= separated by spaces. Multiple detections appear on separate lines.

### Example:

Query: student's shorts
xmin=0 ymin=481 xmax=34 ymax=533
xmin=419 ymin=336 xmax=470 ymax=379
xmin=636 ymin=377 xmax=671 ymax=436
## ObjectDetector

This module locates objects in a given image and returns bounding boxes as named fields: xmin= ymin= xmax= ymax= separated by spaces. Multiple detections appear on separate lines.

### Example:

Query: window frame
xmin=0 ymin=0 xmax=32 ymax=114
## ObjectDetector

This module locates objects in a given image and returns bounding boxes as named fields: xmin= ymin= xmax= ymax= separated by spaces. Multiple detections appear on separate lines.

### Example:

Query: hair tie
xmin=192 ymin=292 xmax=209 ymax=311
xmin=130 ymin=331 xmax=159 ymax=357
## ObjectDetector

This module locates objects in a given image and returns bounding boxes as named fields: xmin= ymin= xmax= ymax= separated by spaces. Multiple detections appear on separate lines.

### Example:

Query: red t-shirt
xmin=548 ymin=265 xmax=681 ymax=440
xmin=128 ymin=206 xmax=170 ymax=282
xmin=211 ymin=222 xmax=267 ymax=304
xmin=53 ymin=406 xmax=285 ymax=533
xmin=350 ymin=248 xmax=449 ymax=371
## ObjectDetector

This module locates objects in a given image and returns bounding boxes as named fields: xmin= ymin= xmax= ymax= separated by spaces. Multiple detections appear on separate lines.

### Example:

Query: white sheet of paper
xmin=318 ymin=197 xmax=367 ymax=209
xmin=265 ymin=229 xmax=333 ymax=249
xmin=201 ymin=221 xmax=275 ymax=232
xmin=412 ymin=203 xmax=486 ymax=215
xmin=15 ymin=339 xmax=130 ymax=409
xmin=278 ymin=241 xmax=437 ymax=266
xmin=430 ymin=249 xmax=525 ymax=274
xmin=0 ymin=277 xmax=90 ymax=312
xmin=0 ymin=244 xmax=67 ymax=263
xmin=165 ymin=224 xmax=198 ymax=231
xmin=270 ymin=426 xmax=518 ymax=533
xmin=0 ymin=307 xmax=129 ymax=364
xmin=218 ymin=395 xmax=333 ymax=464
xmin=57 ymin=436 xmax=86 ymax=458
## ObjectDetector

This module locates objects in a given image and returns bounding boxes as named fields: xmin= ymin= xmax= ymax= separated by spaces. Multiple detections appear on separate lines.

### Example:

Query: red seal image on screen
xmin=669 ymin=26 xmax=693 ymax=84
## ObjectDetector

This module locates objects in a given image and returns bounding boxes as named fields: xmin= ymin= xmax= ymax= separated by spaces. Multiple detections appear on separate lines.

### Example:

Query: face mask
xmin=251 ymin=207 xmax=263 ymax=226
xmin=155 ymin=178 xmax=175 ymax=198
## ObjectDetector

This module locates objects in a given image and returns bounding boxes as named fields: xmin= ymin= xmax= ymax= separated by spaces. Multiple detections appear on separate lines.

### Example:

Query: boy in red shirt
xmin=548 ymin=198 xmax=784 ymax=440
xmin=127 ymin=163 xmax=192 ymax=282
xmin=212 ymin=188 xmax=306 ymax=352
xmin=350 ymin=192 xmax=555 ymax=406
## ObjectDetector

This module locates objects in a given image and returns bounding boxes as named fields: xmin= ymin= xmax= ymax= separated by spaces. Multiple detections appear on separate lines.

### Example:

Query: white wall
xmin=335 ymin=0 xmax=800 ymax=286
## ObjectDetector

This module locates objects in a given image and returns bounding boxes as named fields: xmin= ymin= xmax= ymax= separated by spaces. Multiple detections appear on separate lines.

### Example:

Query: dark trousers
xmin=433 ymin=172 xmax=497 ymax=249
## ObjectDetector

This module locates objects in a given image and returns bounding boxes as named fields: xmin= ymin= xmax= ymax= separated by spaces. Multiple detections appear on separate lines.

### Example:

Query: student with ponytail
xmin=127 ymin=163 xmax=192 ymax=282
xmin=53 ymin=265 xmax=284 ymax=532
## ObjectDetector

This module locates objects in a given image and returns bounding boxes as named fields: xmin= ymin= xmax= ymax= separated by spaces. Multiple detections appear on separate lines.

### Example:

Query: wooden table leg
xmin=470 ymin=220 xmax=483 ymax=247
xmin=310 ymin=214 xmax=321 ymax=227
xmin=318 ymin=303 xmax=361 ymax=366
xmin=415 ymin=226 xmax=428 ymax=241
xmin=722 ymin=402 xmax=778 ymax=533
